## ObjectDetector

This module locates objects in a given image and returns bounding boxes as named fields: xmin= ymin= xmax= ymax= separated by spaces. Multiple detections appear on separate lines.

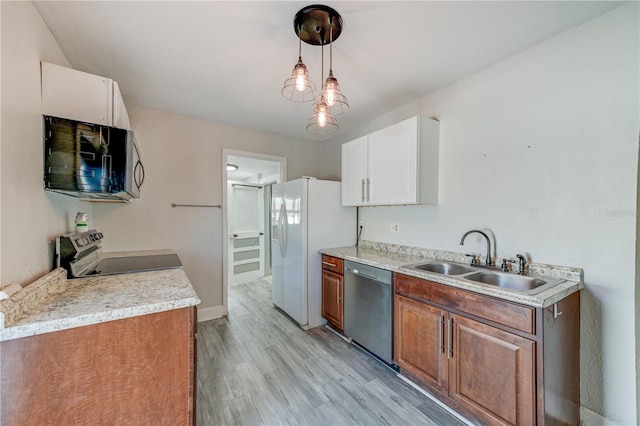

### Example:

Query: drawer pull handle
xmin=448 ymin=318 xmax=454 ymax=358
xmin=322 ymin=261 xmax=337 ymax=267
xmin=553 ymin=303 xmax=563 ymax=319
xmin=440 ymin=315 xmax=445 ymax=354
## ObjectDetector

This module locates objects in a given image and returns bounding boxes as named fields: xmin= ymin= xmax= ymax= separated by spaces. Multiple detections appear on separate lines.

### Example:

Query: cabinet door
xmin=321 ymin=269 xmax=343 ymax=331
xmin=341 ymin=136 xmax=368 ymax=206
xmin=394 ymin=295 xmax=448 ymax=392
xmin=112 ymin=81 xmax=131 ymax=130
xmin=367 ymin=116 xmax=418 ymax=205
xmin=41 ymin=62 xmax=113 ymax=126
xmin=1 ymin=308 xmax=195 ymax=424
xmin=449 ymin=313 xmax=535 ymax=426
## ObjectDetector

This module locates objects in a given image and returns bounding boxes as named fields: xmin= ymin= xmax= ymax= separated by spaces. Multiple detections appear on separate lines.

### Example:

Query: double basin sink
xmin=401 ymin=260 xmax=564 ymax=295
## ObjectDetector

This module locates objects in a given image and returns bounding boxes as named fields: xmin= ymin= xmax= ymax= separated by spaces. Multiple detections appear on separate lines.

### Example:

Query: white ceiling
xmin=33 ymin=1 xmax=623 ymax=141
xmin=227 ymin=155 xmax=281 ymax=182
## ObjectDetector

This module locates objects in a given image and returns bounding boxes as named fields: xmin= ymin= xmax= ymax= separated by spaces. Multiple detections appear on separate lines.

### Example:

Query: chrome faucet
xmin=516 ymin=254 xmax=527 ymax=275
xmin=460 ymin=230 xmax=492 ymax=267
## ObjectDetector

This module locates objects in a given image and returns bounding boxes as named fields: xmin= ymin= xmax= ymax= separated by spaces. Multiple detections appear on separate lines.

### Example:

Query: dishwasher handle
xmin=344 ymin=261 xmax=392 ymax=285
xmin=347 ymin=268 xmax=379 ymax=282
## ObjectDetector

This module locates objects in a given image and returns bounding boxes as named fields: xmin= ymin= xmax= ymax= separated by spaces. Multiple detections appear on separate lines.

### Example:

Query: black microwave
xmin=43 ymin=116 xmax=144 ymax=202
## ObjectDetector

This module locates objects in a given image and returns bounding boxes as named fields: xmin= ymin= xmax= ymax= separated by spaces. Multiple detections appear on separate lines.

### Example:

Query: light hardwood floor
xmin=196 ymin=278 xmax=466 ymax=426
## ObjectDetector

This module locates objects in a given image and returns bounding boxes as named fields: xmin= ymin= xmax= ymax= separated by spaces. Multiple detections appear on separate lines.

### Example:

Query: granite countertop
xmin=320 ymin=241 xmax=583 ymax=308
xmin=0 ymin=266 xmax=200 ymax=342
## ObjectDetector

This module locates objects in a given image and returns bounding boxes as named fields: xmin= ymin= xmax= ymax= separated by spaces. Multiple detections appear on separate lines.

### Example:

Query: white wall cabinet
xmin=41 ymin=62 xmax=131 ymax=130
xmin=112 ymin=81 xmax=131 ymax=130
xmin=341 ymin=116 xmax=439 ymax=206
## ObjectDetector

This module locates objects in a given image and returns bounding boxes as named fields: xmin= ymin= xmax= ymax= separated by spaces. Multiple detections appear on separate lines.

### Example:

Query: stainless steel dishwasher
xmin=343 ymin=260 xmax=394 ymax=365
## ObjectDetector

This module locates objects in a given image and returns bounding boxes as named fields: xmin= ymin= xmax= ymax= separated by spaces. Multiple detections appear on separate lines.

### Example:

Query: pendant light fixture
xmin=307 ymin=41 xmax=339 ymax=134
xmin=281 ymin=24 xmax=316 ymax=102
xmin=281 ymin=5 xmax=347 ymax=135
xmin=321 ymin=16 xmax=348 ymax=115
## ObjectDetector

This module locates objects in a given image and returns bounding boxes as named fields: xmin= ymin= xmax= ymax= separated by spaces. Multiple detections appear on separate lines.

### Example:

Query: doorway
xmin=222 ymin=150 xmax=286 ymax=314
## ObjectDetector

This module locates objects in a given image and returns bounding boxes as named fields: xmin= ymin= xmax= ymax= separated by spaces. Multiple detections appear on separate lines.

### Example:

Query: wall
xmin=324 ymin=4 xmax=639 ymax=424
xmin=0 ymin=1 xmax=91 ymax=286
xmin=92 ymin=106 xmax=325 ymax=314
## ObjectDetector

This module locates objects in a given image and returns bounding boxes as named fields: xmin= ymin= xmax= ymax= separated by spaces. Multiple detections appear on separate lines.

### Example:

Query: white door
xmin=228 ymin=183 xmax=264 ymax=284
xmin=368 ymin=116 xmax=418 ymax=205
xmin=341 ymin=136 xmax=368 ymax=206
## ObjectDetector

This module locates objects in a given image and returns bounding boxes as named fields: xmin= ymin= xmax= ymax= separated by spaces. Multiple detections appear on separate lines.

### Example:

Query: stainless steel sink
xmin=403 ymin=261 xmax=476 ymax=276
xmin=463 ymin=271 xmax=563 ymax=294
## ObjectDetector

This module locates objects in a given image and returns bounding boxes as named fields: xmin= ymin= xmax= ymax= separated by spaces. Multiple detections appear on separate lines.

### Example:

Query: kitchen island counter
xmin=0 ymin=267 xmax=200 ymax=341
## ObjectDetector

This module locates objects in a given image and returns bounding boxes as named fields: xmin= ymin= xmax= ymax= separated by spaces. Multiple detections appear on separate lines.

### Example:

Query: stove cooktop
xmin=84 ymin=253 xmax=182 ymax=277
xmin=57 ymin=230 xmax=182 ymax=278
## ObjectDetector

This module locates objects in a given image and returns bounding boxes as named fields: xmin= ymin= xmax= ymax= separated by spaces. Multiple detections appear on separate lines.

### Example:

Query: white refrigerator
xmin=271 ymin=177 xmax=355 ymax=330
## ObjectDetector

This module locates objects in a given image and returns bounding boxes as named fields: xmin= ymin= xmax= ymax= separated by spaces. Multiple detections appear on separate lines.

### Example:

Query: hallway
xmin=196 ymin=278 xmax=466 ymax=425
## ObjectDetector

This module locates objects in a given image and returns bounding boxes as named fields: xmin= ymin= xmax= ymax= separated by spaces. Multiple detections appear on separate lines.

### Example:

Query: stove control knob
xmin=97 ymin=233 xmax=103 ymax=239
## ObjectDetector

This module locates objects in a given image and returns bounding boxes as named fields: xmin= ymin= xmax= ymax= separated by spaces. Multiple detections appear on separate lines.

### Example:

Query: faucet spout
xmin=460 ymin=229 xmax=492 ymax=267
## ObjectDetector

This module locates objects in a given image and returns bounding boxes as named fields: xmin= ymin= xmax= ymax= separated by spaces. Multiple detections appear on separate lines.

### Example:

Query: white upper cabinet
xmin=112 ymin=81 xmax=131 ymax=130
xmin=341 ymin=116 xmax=439 ymax=206
xmin=41 ymin=62 xmax=130 ymax=130
xmin=341 ymin=136 xmax=368 ymax=205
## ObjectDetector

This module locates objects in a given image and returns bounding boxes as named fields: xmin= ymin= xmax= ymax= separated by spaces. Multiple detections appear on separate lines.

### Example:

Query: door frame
xmin=222 ymin=149 xmax=286 ymax=317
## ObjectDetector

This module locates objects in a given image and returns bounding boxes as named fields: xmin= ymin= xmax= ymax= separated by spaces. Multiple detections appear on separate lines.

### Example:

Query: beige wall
xmin=0 ymin=1 xmax=92 ymax=286
xmin=0 ymin=1 xmax=326 ymax=312
xmin=92 ymin=106 xmax=326 ymax=312
xmin=324 ymin=4 xmax=639 ymax=424
xmin=4 ymin=1 xmax=638 ymax=423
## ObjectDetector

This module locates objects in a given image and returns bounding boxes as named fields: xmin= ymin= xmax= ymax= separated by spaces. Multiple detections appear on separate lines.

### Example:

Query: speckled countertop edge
xmin=0 ymin=267 xmax=200 ymax=342
xmin=0 ymin=268 xmax=68 ymax=329
xmin=320 ymin=241 xmax=584 ymax=308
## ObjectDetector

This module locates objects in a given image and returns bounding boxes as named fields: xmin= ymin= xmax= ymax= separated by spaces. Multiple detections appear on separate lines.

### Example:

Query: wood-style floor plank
xmin=197 ymin=278 xmax=466 ymax=426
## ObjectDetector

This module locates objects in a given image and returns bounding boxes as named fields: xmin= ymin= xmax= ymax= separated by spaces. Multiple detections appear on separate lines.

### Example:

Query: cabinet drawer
xmin=394 ymin=273 xmax=535 ymax=335
xmin=321 ymin=255 xmax=343 ymax=274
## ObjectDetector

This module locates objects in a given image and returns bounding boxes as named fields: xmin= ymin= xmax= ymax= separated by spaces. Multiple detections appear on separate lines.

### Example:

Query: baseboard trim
xmin=397 ymin=374 xmax=474 ymax=426
xmin=580 ymin=406 xmax=623 ymax=426
xmin=197 ymin=305 xmax=226 ymax=322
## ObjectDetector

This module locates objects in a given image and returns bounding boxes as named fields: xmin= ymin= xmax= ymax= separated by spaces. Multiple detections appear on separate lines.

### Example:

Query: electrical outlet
xmin=391 ymin=223 xmax=399 ymax=232
xmin=359 ymin=221 xmax=365 ymax=228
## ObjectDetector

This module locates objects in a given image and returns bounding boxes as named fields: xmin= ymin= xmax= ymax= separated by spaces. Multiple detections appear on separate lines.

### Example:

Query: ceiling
xmin=227 ymin=155 xmax=281 ymax=182
xmin=33 ymin=1 xmax=623 ymax=142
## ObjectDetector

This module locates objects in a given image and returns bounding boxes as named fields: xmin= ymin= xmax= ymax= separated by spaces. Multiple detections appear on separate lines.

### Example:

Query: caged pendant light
xmin=307 ymin=41 xmax=339 ymax=134
xmin=281 ymin=24 xmax=316 ymax=102
xmin=321 ymin=16 xmax=348 ymax=115
xmin=281 ymin=5 xmax=348 ymax=135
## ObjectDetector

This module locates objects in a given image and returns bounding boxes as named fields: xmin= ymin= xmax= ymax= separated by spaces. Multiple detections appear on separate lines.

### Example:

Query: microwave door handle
xmin=134 ymin=160 xmax=145 ymax=190
xmin=102 ymin=154 xmax=112 ymax=182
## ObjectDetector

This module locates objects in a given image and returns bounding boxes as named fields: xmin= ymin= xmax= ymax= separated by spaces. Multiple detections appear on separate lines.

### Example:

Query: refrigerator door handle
xmin=278 ymin=204 xmax=285 ymax=257
xmin=281 ymin=203 xmax=288 ymax=256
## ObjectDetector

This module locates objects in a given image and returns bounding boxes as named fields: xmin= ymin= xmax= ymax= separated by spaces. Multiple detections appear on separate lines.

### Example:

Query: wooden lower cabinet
xmin=395 ymin=295 xmax=448 ymax=391
xmin=322 ymin=269 xmax=344 ymax=331
xmin=321 ymin=255 xmax=344 ymax=331
xmin=0 ymin=307 xmax=196 ymax=426
xmin=449 ymin=313 xmax=535 ymax=425
xmin=394 ymin=273 xmax=579 ymax=426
